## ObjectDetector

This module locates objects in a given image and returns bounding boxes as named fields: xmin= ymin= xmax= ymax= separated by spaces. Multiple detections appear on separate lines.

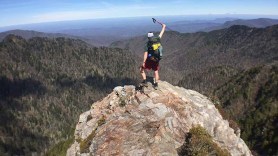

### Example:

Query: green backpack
xmin=147 ymin=37 xmax=163 ymax=62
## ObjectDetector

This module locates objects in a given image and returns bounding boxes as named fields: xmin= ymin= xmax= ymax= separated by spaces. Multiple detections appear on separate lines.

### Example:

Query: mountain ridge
xmin=67 ymin=81 xmax=252 ymax=156
xmin=0 ymin=29 xmax=100 ymax=46
xmin=2 ymin=18 xmax=278 ymax=46
xmin=110 ymin=24 xmax=278 ymax=155
xmin=111 ymin=24 xmax=278 ymax=89
xmin=0 ymin=35 xmax=139 ymax=155
xmin=1 ymin=23 xmax=277 ymax=155
xmin=203 ymin=18 xmax=278 ymax=32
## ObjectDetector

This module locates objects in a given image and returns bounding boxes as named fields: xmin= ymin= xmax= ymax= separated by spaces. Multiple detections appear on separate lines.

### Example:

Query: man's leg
xmin=140 ymin=67 xmax=147 ymax=86
xmin=140 ymin=67 xmax=147 ymax=80
xmin=153 ymin=70 xmax=159 ymax=89
xmin=154 ymin=70 xmax=159 ymax=83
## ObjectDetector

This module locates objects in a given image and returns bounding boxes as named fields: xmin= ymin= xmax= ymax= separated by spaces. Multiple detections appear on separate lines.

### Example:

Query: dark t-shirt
xmin=144 ymin=36 xmax=161 ymax=52
xmin=144 ymin=36 xmax=163 ymax=57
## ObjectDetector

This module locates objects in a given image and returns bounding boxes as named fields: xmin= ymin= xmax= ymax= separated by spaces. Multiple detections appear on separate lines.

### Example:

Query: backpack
xmin=147 ymin=37 xmax=163 ymax=62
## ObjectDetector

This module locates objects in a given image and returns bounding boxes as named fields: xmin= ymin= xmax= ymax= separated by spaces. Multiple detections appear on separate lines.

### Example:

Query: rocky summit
xmin=67 ymin=81 xmax=252 ymax=156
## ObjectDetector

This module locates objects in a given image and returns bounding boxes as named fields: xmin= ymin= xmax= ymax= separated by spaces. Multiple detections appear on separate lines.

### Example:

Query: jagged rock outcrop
xmin=67 ymin=81 xmax=252 ymax=156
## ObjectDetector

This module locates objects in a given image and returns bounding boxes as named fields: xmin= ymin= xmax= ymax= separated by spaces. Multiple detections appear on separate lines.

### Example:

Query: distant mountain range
xmin=1 ymin=17 xmax=278 ymax=46
xmin=0 ymin=30 xmax=69 ymax=40
xmin=0 ymin=23 xmax=277 ymax=155
xmin=0 ymin=30 xmax=101 ymax=46
xmin=111 ymin=24 xmax=278 ymax=155
xmin=112 ymin=24 xmax=278 ymax=100
xmin=202 ymin=18 xmax=278 ymax=32
xmin=112 ymin=24 xmax=278 ymax=72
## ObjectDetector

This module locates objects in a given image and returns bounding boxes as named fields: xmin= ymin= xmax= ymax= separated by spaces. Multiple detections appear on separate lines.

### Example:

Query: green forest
xmin=112 ymin=24 xmax=278 ymax=156
xmin=0 ymin=24 xmax=277 ymax=155
xmin=0 ymin=35 xmax=139 ymax=155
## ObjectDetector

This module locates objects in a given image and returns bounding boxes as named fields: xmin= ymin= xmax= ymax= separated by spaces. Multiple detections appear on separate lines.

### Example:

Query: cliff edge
xmin=67 ymin=81 xmax=252 ymax=156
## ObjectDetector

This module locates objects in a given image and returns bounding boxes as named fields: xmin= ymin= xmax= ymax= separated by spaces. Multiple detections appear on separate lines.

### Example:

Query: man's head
xmin=147 ymin=32 xmax=154 ymax=38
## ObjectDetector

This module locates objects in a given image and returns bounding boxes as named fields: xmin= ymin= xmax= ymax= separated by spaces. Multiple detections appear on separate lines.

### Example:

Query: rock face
xmin=67 ymin=81 xmax=252 ymax=156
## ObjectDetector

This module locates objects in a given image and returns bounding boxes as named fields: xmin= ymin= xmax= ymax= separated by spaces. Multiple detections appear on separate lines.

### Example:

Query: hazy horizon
xmin=1 ymin=0 xmax=278 ymax=27
xmin=1 ymin=14 xmax=278 ymax=31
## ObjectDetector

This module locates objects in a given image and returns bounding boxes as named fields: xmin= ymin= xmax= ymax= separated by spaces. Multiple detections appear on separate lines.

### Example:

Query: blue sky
xmin=1 ymin=0 xmax=278 ymax=27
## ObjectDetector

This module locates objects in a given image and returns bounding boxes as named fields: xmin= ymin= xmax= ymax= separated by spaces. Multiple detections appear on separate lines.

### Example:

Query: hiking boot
xmin=153 ymin=82 xmax=158 ymax=90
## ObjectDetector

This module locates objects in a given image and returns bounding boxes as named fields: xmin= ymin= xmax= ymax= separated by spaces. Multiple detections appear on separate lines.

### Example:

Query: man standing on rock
xmin=140 ymin=23 xmax=166 ymax=89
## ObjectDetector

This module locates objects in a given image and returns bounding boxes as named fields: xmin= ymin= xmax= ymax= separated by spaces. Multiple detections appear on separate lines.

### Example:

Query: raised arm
xmin=159 ymin=24 xmax=166 ymax=38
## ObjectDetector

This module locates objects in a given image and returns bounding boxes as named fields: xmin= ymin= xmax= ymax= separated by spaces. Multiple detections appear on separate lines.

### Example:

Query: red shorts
xmin=143 ymin=59 xmax=159 ymax=71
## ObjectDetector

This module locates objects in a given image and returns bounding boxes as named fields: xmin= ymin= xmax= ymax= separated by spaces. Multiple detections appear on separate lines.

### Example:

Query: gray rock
xmin=67 ymin=81 xmax=252 ymax=156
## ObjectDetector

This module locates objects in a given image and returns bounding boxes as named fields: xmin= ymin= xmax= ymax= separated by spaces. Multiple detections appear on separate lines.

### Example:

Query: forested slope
xmin=0 ymin=35 xmax=139 ymax=155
